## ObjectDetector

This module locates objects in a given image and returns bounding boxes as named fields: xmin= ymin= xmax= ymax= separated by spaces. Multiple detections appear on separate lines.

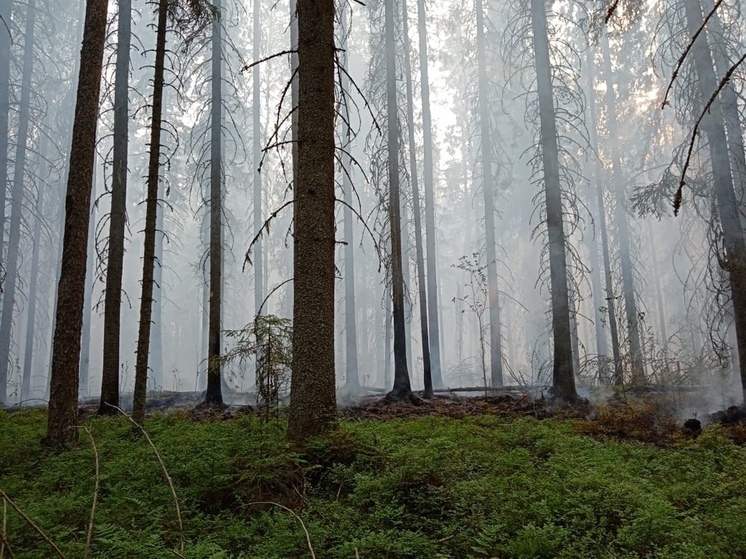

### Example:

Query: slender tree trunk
xmin=198 ymin=275 xmax=208 ymax=391
xmin=684 ymin=0 xmax=746 ymax=403
xmin=339 ymin=3 xmax=359 ymax=390
xmin=286 ymin=0 xmax=336 ymax=441
xmin=529 ymin=0 xmax=578 ymax=402
xmin=253 ymin=0 xmax=263 ymax=318
xmin=133 ymin=0 xmax=168 ymax=424
xmin=150 ymin=194 xmax=164 ymax=389
xmin=416 ymin=0 xmax=441 ymax=388
xmin=402 ymin=0 xmax=432 ymax=397
xmin=22 ymin=160 xmax=44 ymax=402
xmin=46 ymin=0 xmax=109 ymax=446
xmin=475 ymin=0 xmax=503 ymax=388
xmin=204 ymin=0 xmax=224 ymax=406
xmin=600 ymin=31 xmax=645 ymax=384
xmin=647 ymin=221 xmax=668 ymax=348
xmin=79 ymin=161 xmax=97 ymax=397
xmin=385 ymin=0 xmax=412 ymax=399
xmin=384 ymin=295 xmax=392 ymax=388
xmin=586 ymin=47 xmax=621 ymax=383
xmin=99 ymin=0 xmax=131 ymax=414
xmin=0 ymin=1 xmax=10 ymax=288
xmin=0 ymin=0 xmax=36 ymax=405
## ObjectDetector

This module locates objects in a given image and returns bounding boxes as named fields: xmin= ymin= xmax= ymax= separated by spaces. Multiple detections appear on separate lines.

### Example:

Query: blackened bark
xmin=47 ymin=0 xmax=109 ymax=446
xmin=286 ymin=0 xmax=337 ymax=441
xmin=133 ymin=0 xmax=168 ymax=424
xmin=0 ymin=0 xmax=35 ymax=405
xmin=385 ymin=0 xmax=411 ymax=399
xmin=416 ymin=0 xmax=441 ymax=388
xmin=684 ymin=0 xmax=746 ymax=403
xmin=402 ymin=0 xmax=432 ymax=397
xmin=530 ymin=0 xmax=578 ymax=402
xmin=476 ymin=0 xmax=503 ymax=387
xmin=99 ymin=0 xmax=131 ymax=414
xmin=205 ymin=0 xmax=224 ymax=406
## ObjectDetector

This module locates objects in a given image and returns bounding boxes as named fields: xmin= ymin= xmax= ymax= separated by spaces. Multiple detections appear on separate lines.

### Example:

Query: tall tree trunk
xmin=402 ymin=0 xmax=432 ymax=397
xmin=0 ymin=1 xmax=10 ymax=289
xmin=647 ymin=221 xmax=668 ymax=348
xmin=339 ymin=3 xmax=359 ymax=390
xmin=586 ymin=47 xmax=621 ymax=383
xmin=133 ymin=0 xmax=168 ymax=424
xmin=204 ymin=0 xmax=224 ymax=406
xmin=385 ymin=0 xmax=412 ymax=399
xmin=529 ymin=0 xmax=578 ymax=402
xmin=150 ymin=195 xmax=164 ymax=389
xmin=79 ymin=161 xmax=97 ymax=397
xmin=99 ymin=0 xmax=131 ymax=414
xmin=47 ymin=0 xmax=109 ymax=446
xmin=684 ymin=0 xmax=746 ymax=403
xmin=416 ymin=0 xmax=441 ymax=388
xmin=476 ymin=0 xmax=503 ymax=387
xmin=384 ymin=294 xmax=391 ymax=388
xmin=286 ymin=0 xmax=336 ymax=441
xmin=600 ymin=31 xmax=645 ymax=384
xmin=198 ymin=275 xmax=208 ymax=390
xmin=253 ymin=0 xmax=263 ymax=319
xmin=0 ymin=0 xmax=36 ymax=405
xmin=21 ymin=158 xmax=45 ymax=402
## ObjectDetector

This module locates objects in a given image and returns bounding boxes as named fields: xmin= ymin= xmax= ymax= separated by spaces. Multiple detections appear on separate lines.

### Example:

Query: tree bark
xmin=46 ymin=0 xmax=109 ymax=446
xmin=0 ymin=1 xmax=11 ymax=301
xmin=99 ymin=0 xmax=131 ymax=414
xmin=684 ymin=0 xmax=746 ymax=403
xmin=286 ymin=0 xmax=337 ymax=441
xmin=133 ymin=0 xmax=168 ymax=424
xmin=529 ymin=0 xmax=578 ymax=402
xmin=253 ymin=0 xmax=263 ymax=320
xmin=416 ymin=0 xmax=442 ymax=388
xmin=385 ymin=0 xmax=412 ymax=399
xmin=204 ymin=0 xmax=224 ymax=406
xmin=402 ymin=0 xmax=432 ymax=397
xmin=476 ymin=0 xmax=503 ymax=387
xmin=0 ymin=0 xmax=35 ymax=405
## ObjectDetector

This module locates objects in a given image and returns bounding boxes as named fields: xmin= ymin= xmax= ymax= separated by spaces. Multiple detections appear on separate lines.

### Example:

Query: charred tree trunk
xmin=600 ymin=31 xmax=645 ymax=385
xmin=204 ymin=0 xmax=224 ymax=406
xmin=476 ymin=0 xmax=504 ymax=388
xmin=286 ymin=0 xmax=336 ymax=441
xmin=684 ymin=0 xmax=746 ymax=403
xmin=46 ymin=0 xmax=109 ymax=446
xmin=99 ymin=0 xmax=131 ymax=414
xmin=0 ymin=0 xmax=36 ymax=405
xmin=529 ymin=0 xmax=578 ymax=402
xmin=133 ymin=0 xmax=168 ymax=424
xmin=385 ymin=0 xmax=412 ymax=399
xmin=416 ymin=0 xmax=441 ymax=388
xmin=402 ymin=0 xmax=432 ymax=397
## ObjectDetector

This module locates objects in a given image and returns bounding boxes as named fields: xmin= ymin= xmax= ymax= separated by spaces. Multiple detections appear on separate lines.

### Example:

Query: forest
xmin=2 ymin=0 xmax=746 ymax=556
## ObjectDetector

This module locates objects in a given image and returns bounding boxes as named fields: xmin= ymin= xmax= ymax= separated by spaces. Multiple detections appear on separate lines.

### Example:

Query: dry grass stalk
xmin=247 ymin=501 xmax=316 ymax=559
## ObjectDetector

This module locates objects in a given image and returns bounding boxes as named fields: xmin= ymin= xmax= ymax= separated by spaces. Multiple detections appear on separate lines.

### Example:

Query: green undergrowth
xmin=1 ymin=409 xmax=746 ymax=558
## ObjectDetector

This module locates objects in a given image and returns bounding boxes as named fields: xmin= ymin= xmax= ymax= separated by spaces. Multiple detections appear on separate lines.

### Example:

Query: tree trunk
xmin=253 ymin=0 xmax=263 ymax=320
xmin=198 ymin=274 xmax=208 ymax=390
xmin=339 ymin=3 xmax=359 ymax=390
xmin=99 ymin=0 xmax=131 ymax=414
xmin=286 ymin=0 xmax=336 ymax=441
xmin=384 ymin=294 xmax=391 ymax=388
xmin=0 ymin=0 xmax=36 ymax=405
xmin=684 ymin=0 xmax=746 ymax=403
xmin=385 ymin=0 xmax=412 ymax=399
xmin=476 ymin=0 xmax=504 ymax=388
xmin=204 ymin=0 xmax=224 ymax=406
xmin=133 ymin=0 xmax=168 ymax=424
xmin=647 ymin=221 xmax=668 ymax=348
xmin=529 ymin=0 xmax=578 ymax=402
xmin=402 ymin=0 xmax=432 ymax=397
xmin=79 ymin=160 xmax=97 ymax=397
xmin=46 ymin=0 xmax=109 ymax=446
xmin=600 ymin=31 xmax=645 ymax=385
xmin=416 ymin=0 xmax=441 ymax=388
xmin=586 ymin=46 xmax=621 ymax=384
xmin=0 ymin=1 xmax=10 ymax=295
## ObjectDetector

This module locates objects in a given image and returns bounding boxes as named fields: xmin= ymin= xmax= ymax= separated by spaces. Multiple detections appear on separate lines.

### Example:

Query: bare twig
xmin=246 ymin=502 xmax=315 ymax=559
xmin=241 ymin=49 xmax=298 ymax=73
xmin=81 ymin=427 xmax=99 ymax=559
xmin=661 ymin=0 xmax=724 ymax=110
xmin=0 ymin=532 xmax=15 ymax=559
xmin=0 ymin=492 xmax=65 ymax=558
xmin=106 ymin=405 xmax=185 ymax=558
xmin=674 ymin=52 xmax=746 ymax=215
xmin=605 ymin=0 xmax=621 ymax=24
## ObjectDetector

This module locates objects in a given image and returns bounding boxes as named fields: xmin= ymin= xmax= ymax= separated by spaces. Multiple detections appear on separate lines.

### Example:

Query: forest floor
xmin=2 ymin=397 xmax=746 ymax=558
